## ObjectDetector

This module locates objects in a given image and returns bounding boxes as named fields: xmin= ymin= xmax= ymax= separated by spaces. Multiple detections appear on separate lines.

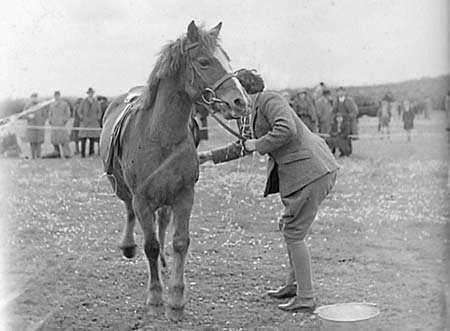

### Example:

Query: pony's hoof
xmin=146 ymin=303 xmax=164 ymax=317
xmin=165 ymin=306 xmax=184 ymax=322
xmin=120 ymin=244 xmax=137 ymax=259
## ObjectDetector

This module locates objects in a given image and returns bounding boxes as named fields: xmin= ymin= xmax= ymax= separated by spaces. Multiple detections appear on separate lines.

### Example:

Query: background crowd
xmin=19 ymin=88 xmax=108 ymax=159
xmin=1 ymin=83 xmax=450 ymax=159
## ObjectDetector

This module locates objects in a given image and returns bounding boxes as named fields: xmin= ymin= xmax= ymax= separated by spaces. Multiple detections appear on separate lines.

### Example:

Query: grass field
xmin=1 ymin=111 xmax=449 ymax=330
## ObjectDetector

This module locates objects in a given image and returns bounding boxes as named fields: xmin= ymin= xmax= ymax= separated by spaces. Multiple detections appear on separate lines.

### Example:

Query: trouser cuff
xmin=297 ymin=288 xmax=314 ymax=298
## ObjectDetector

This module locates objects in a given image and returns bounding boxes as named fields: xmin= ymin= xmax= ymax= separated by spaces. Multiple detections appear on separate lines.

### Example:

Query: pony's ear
xmin=187 ymin=20 xmax=199 ymax=42
xmin=209 ymin=22 xmax=222 ymax=39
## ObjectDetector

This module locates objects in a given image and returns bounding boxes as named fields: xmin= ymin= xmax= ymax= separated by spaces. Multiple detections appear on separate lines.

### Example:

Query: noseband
xmin=184 ymin=42 xmax=236 ymax=106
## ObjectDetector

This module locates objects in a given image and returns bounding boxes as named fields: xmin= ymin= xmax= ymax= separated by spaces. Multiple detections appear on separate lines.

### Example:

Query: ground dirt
xmin=1 ymin=111 xmax=449 ymax=331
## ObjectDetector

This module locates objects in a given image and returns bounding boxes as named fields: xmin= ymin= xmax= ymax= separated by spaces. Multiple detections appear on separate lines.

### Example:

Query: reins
xmin=196 ymin=101 xmax=247 ymax=141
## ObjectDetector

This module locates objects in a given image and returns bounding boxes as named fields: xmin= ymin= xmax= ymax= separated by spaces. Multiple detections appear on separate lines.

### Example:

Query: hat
xmin=54 ymin=90 xmax=61 ymax=96
xmin=86 ymin=87 xmax=95 ymax=94
xmin=297 ymin=88 xmax=308 ymax=95
xmin=336 ymin=86 xmax=345 ymax=92
xmin=30 ymin=93 xmax=38 ymax=98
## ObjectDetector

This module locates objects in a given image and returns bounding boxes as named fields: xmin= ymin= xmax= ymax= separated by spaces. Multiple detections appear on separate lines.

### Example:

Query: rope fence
xmin=1 ymin=122 xmax=447 ymax=140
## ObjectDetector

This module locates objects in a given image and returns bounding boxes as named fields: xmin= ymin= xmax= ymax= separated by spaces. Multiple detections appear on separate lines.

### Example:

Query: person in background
xmin=378 ymin=97 xmax=392 ymax=139
xmin=70 ymin=98 xmax=83 ymax=155
xmin=281 ymin=91 xmax=292 ymax=107
xmin=48 ymin=91 xmax=71 ymax=158
xmin=22 ymin=93 xmax=46 ymax=159
xmin=97 ymin=96 xmax=109 ymax=128
xmin=402 ymin=100 xmax=415 ymax=142
xmin=292 ymin=89 xmax=318 ymax=132
xmin=445 ymin=91 xmax=450 ymax=135
xmin=327 ymin=111 xmax=352 ymax=156
xmin=424 ymin=97 xmax=432 ymax=120
xmin=311 ymin=82 xmax=325 ymax=101
xmin=78 ymin=87 xmax=101 ymax=157
xmin=332 ymin=86 xmax=358 ymax=153
xmin=199 ymin=69 xmax=339 ymax=313
xmin=315 ymin=89 xmax=333 ymax=136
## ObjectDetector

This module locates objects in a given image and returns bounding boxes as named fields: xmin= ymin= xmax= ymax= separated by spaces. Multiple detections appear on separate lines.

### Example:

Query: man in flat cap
xmin=199 ymin=69 xmax=339 ymax=313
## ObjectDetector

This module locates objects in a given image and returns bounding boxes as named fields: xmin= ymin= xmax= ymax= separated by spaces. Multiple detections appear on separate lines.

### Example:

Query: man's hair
xmin=235 ymin=69 xmax=265 ymax=94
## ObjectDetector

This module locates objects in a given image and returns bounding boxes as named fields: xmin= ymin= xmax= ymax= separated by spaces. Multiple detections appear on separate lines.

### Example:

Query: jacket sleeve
xmin=211 ymin=141 xmax=252 ymax=164
xmin=254 ymin=96 xmax=297 ymax=155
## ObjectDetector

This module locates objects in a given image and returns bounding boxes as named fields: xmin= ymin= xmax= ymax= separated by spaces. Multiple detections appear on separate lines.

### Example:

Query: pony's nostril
xmin=234 ymin=98 xmax=245 ymax=108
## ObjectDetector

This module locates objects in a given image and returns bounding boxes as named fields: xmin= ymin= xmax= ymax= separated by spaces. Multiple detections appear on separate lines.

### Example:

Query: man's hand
xmin=244 ymin=139 xmax=257 ymax=152
xmin=198 ymin=151 xmax=213 ymax=164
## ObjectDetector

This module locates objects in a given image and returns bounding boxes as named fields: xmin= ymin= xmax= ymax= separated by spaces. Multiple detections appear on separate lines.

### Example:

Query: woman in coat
xmin=77 ymin=87 xmax=101 ymax=157
xmin=22 ymin=93 xmax=46 ymax=158
xmin=48 ymin=91 xmax=71 ymax=158
xmin=199 ymin=69 xmax=339 ymax=312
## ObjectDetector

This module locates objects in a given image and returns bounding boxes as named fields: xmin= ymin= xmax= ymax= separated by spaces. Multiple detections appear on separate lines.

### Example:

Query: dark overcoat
xmin=78 ymin=98 xmax=101 ymax=139
xmin=211 ymin=92 xmax=339 ymax=197
xmin=402 ymin=108 xmax=415 ymax=130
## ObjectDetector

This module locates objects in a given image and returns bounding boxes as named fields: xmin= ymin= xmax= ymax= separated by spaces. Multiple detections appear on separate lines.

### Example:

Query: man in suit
xmin=199 ymin=69 xmax=339 ymax=312
xmin=78 ymin=87 xmax=102 ymax=157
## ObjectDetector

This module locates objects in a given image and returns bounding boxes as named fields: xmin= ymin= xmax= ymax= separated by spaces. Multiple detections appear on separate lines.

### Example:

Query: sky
xmin=0 ymin=0 xmax=449 ymax=98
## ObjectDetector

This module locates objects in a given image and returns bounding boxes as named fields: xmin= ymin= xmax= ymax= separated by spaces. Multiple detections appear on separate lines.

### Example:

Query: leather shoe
xmin=266 ymin=284 xmax=297 ymax=299
xmin=278 ymin=297 xmax=316 ymax=312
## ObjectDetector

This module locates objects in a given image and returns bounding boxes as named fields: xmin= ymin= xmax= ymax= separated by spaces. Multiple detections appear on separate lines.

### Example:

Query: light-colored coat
xmin=48 ymin=100 xmax=71 ymax=144
xmin=23 ymin=101 xmax=46 ymax=144
xmin=78 ymin=98 xmax=101 ymax=139
xmin=212 ymin=92 xmax=339 ymax=197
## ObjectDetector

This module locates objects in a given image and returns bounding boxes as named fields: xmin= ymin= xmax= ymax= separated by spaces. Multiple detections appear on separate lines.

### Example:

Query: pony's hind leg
xmin=132 ymin=194 xmax=164 ymax=313
xmin=165 ymin=188 xmax=194 ymax=322
xmin=156 ymin=206 xmax=171 ymax=270
xmin=118 ymin=198 xmax=138 ymax=258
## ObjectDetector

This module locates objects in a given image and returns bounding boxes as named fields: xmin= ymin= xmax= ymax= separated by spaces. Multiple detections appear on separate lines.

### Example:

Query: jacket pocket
xmin=278 ymin=149 xmax=312 ymax=164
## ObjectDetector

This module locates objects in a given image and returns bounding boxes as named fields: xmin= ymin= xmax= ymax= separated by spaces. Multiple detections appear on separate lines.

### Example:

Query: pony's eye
xmin=198 ymin=58 xmax=210 ymax=68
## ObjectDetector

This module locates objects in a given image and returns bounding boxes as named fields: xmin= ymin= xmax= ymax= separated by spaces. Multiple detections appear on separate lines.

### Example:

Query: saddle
xmin=104 ymin=86 xmax=146 ymax=175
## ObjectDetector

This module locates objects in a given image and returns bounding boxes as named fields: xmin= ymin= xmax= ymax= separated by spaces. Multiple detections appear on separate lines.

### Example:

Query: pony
xmin=99 ymin=21 xmax=249 ymax=322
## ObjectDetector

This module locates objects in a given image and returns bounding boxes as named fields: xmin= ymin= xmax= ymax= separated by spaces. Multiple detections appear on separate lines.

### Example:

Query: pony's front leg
xmin=132 ymin=195 xmax=164 ymax=314
xmin=156 ymin=206 xmax=171 ymax=270
xmin=165 ymin=187 xmax=194 ymax=322
xmin=118 ymin=199 xmax=137 ymax=258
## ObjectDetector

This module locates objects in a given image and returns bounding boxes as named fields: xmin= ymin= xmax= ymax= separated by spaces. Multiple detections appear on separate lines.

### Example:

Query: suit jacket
xmin=211 ymin=91 xmax=339 ymax=197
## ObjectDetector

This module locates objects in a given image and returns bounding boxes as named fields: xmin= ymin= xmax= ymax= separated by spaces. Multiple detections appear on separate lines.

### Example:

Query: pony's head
xmin=146 ymin=21 xmax=249 ymax=120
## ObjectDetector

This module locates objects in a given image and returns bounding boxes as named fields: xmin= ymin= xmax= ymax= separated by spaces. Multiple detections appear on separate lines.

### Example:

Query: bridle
xmin=184 ymin=42 xmax=247 ymax=140
xmin=184 ymin=42 xmax=236 ymax=106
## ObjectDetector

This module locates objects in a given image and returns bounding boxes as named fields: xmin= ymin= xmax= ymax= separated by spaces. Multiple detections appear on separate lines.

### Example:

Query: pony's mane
xmin=143 ymin=26 xmax=219 ymax=109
